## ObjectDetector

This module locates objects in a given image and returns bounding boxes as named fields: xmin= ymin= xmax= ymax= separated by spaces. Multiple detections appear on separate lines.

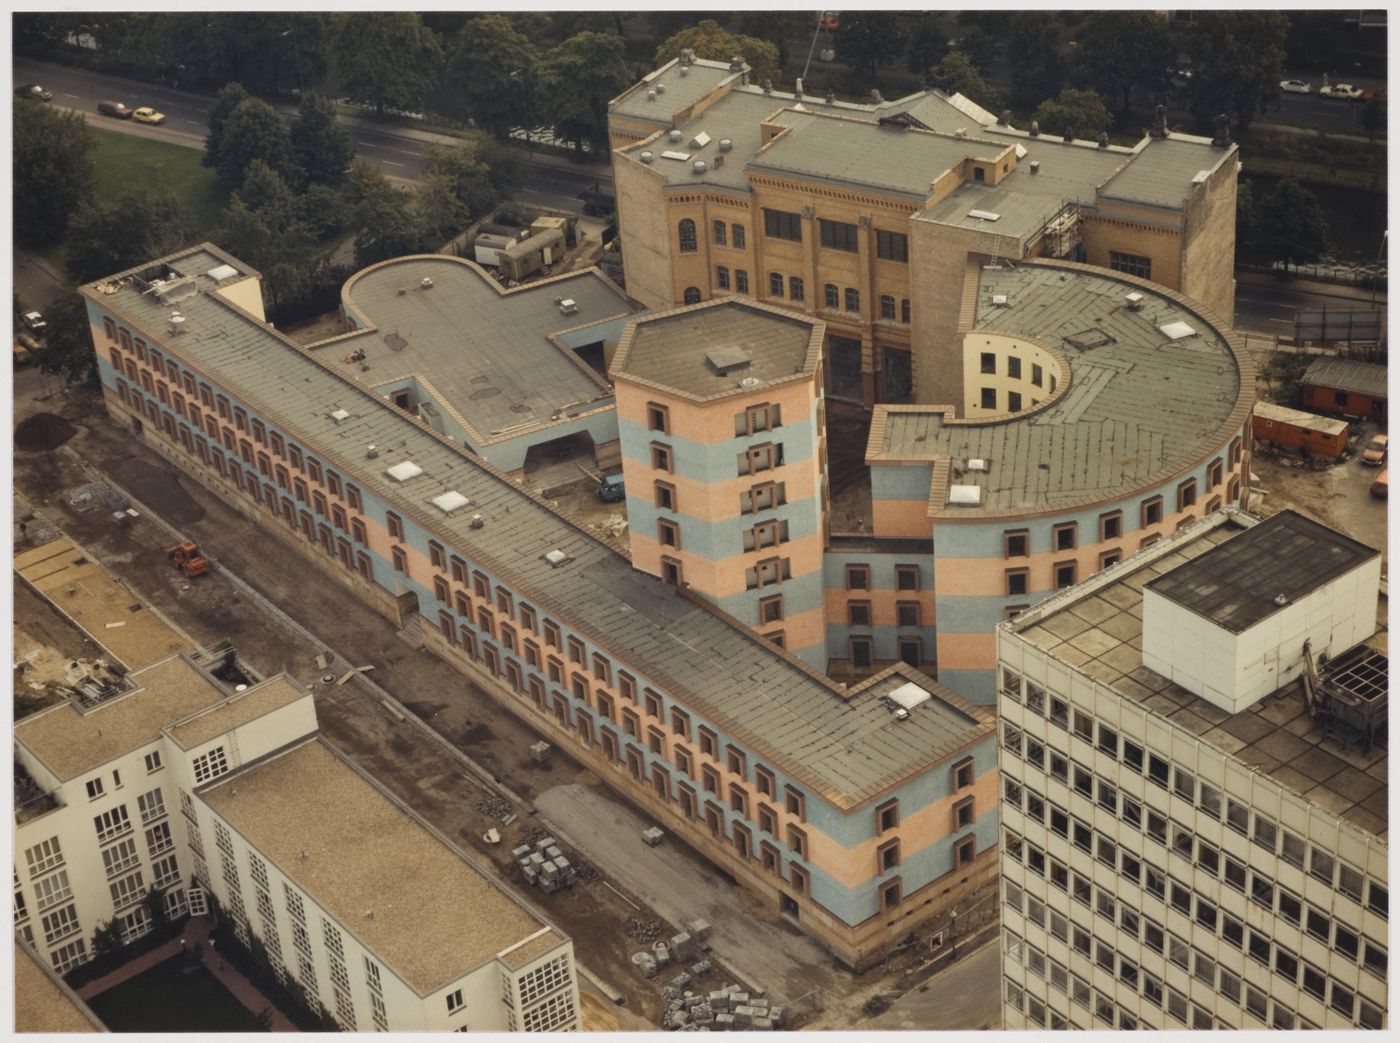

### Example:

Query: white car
xmin=1320 ymin=83 xmax=1364 ymax=100
xmin=21 ymin=310 xmax=46 ymax=333
xmin=1279 ymin=79 xmax=1312 ymax=94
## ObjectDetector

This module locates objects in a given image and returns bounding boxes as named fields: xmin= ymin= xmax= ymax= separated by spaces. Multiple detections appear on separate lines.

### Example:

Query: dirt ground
xmin=12 ymin=575 xmax=108 ymax=718
xmin=279 ymin=312 xmax=351 ymax=348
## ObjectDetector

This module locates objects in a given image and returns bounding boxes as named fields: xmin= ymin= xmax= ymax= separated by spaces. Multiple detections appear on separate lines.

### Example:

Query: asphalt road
xmin=865 ymin=935 xmax=1002 ymax=1031
xmin=1234 ymin=272 xmax=1385 ymax=338
xmin=12 ymin=56 xmax=611 ymax=214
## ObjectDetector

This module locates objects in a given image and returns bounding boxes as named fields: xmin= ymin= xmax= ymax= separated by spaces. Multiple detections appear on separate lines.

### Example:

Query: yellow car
xmin=132 ymin=107 xmax=166 ymax=125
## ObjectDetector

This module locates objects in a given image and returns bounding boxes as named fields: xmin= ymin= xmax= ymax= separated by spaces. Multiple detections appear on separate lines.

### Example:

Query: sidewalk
xmin=75 ymin=915 xmax=297 ymax=1031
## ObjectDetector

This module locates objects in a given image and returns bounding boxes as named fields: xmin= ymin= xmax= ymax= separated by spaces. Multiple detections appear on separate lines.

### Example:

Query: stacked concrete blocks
xmin=513 ymin=835 xmax=578 ymax=894
xmin=665 ymin=982 xmax=782 ymax=1031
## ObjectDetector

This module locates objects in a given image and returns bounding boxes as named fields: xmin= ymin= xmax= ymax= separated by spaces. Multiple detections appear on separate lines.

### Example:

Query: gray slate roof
xmin=89 ymin=245 xmax=988 ymax=809
xmin=1303 ymin=356 xmax=1389 ymax=399
xmin=610 ymin=57 xmax=741 ymax=124
xmin=612 ymin=297 xmax=821 ymax=402
xmin=872 ymin=261 xmax=1250 ymax=518
xmin=324 ymin=257 xmax=633 ymax=442
xmin=1099 ymin=135 xmax=1233 ymax=208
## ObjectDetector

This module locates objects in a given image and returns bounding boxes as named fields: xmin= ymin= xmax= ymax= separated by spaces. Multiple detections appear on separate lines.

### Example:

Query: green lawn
xmin=91 ymin=128 xmax=227 ymax=238
xmin=86 ymin=957 xmax=267 ymax=1033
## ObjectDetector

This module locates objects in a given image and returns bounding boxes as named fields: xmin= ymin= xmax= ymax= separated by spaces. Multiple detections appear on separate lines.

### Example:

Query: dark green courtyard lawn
xmin=91 ymin=128 xmax=228 ymax=237
xmin=86 ymin=958 xmax=267 ymax=1033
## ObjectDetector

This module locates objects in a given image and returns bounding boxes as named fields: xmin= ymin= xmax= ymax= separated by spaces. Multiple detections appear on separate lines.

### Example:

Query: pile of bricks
xmin=632 ymin=929 xmax=711 ymax=984
xmin=512 ymin=836 xmax=577 ymax=893
xmin=662 ymin=983 xmax=784 ymax=1031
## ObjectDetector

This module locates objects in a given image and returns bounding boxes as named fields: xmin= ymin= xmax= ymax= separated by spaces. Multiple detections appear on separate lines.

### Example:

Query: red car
xmin=97 ymin=100 xmax=133 ymax=119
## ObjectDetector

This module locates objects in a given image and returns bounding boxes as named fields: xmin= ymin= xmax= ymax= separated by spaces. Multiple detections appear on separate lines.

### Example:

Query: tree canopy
xmin=213 ymin=97 xmax=300 ymax=189
xmin=1185 ymin=11 xmax=1289 ymax=134
xmin=1007 ymin=12 xmax=1065 ymax=112
xmin=926 ymin=52 xmax=1003 ymax=113
xmin=329 ymin=12 xmax=444 ymax=115
xmin=654 ymin=19 xmax=780 ymax=85
xmin=13 ymin=100 xmax=95 ymax=245
xmin=203 ymin=82 xmax=251 ymax=169
xmin=1071 ymin=12 xmax=1173 ymax=117
xmin=836 ymin=11 xmax=905 ymax=86
xmin=1252 ymin=177 xmax=1328 ymax=270
xmin=29 ymin=291 xmax=100 ymax=387
xmin=292 ymin=93 xmax=355 ymax=186
xmin=442 ymin=14 xmax=537 ymax=137
xmin=537 ymin=31 xmax=632 ymax=156
xmin=1031 ymin=89 xmax=1113 ymax=139
xmin=65 ymin=187 xmax=194 ymax=284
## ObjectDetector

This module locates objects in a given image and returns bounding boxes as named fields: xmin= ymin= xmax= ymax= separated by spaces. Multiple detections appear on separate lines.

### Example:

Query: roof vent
xmin=693 ymin=160 xmax=707 ymax=174
xmin=366 ymin=444 xmax=379 ymax=459
xmin=968 ymin=209 xmax=1001 ymax=222
xmin=544 ymin=549 xmax=570 ymax=568
xmin=329 ymin=408 xmax=351 ymax=423
xmin=967 ymin=458 xmax=989 ymax=472
xmin=397 ymin=287 xmax=407 ymax=296
xmin=1124 ymin=292 xmax=1145 ymax=311
xmin=679 ymin=66 xmax=688 ymax=77
xmin=469 ymin=514 xmax=484 ymax=530
xmin=640 ymin=151 xmax=654 ymax=164
xmin=954 ymin=126 xmax=968 ymax=138
xmin=991 ymin=294 xmax=1009 ymax=307
xmin=718 ymin=138 xmax=732 ymax=152
xmin=647 ymin=89 xmax=657 ymax=102
xmin=385 ymin=460 xmax=423 ymax=482
xmin=557 ymin=297 xmax=578 ymax=315
xmin=420 ymin=277 xmax=434 ymax=289
xmin=1273 ymin=593 xmax=1290 ymax=607
xmin=1029 ymin=160 xmax=1040 ymax=174
xmin=1014 ymin=143 xmax=1028 ymax=159
xmin=669 ymin=129 xmax=683 ymax=143
xmin=432 ymin=490 xmax=471 ymax=514
xmin=1028 ymin=120 xmax=1040 ymax=137
xmin=656 ymin=82 xmax=666 ymax=94
xmin=893 ymin=707 xmax=910 ymax=721
xmin=168 ymin=312 xmax=187 ymax=334
xmin=949 ymin=484 xmax=982 ymax=506
xmin=714 ymin=153 xmax=725 ymax=168
xmin=661 ymin=150 xmax=692 ymax=161
xmin=738 ymin=375 xmax=763 ymax=390
xmin=690 ymin=131 xmax=711 ymax=149
xmin=706 ymin=346 xmax=751 ymax=374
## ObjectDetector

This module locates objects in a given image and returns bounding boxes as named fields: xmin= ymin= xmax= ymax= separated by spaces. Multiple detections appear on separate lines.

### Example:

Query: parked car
xmin=14 ymin=84 xmax=52 ymax=101
xmin=97 ymin=100 xmax=133 ymax=119
xmin=1360 ymin=432 xmax=1389 ymax=465
xmin=1320 ymin=83 xmax=1364 ymax=100
xmin=597 ymin=473 xmax=626 ymax=503
xmin=1279 ymin=79 xmax=1312 ymax=94
xmin=132 ymin=106 xmax=166 ymax=125
xmin=1370 ymin=468 xmax=1387 ymax=498
xmin=21 ymin=310 xmax=46 ymax=333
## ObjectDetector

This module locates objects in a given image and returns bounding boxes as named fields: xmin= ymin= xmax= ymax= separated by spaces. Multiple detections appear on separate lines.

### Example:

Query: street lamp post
xmin=510 ymin=68 xmax=533 ymax=158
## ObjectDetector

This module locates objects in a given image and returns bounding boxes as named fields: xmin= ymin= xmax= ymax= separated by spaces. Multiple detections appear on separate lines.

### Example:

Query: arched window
xmin=683 ymin=287 xmax=701 ymax=305
xmin=678 ymin=219 xmax=697 ymax=253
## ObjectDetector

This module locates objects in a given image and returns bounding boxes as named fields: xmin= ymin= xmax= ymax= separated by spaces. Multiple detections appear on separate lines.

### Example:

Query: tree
xmin=1008 ymin=13 xmax=1066 ymax=112
xmin=142 ymin=886 xmax=171 ymax=938
xmin=424 ymin=143 xmax=501 ymax=217
xmin=31 ymin=292 xmax=100 ymax=387
xmin=65 ymin=188 xmax=194 ymax=284
xmin=214 ymin=98 xmax=300 ymax=189
xmin=905 ymin=15 xmax=947 ymax=75
xmin=1186 ymin=11 xmax=1289 ymax=134
xmin=441 ymin=15 xmax=538 ymax=137
xmin=13 ymin=101 xmax=95 ymax=245
xmin=91 ymin=918 xmax=123 ymax=958
xmin=1031 ymin=89 xmax=1113 ymax=139
xmin=292 ymin=93 xmax=354 ymax=186
xmin=1360 ymin=97 xmax=1383 ymax=144
xmin=1253 ymin=177 xmax=1328 ymax=270
xmin=654 ymin=19 xmax=780 ymax=86
xmin=219 ymin=161 xmax=318 ymax=312
xmin=203 ymin=82 xmax=251 ymax=169
xmin=950 ymin=27 xmax=997 ymax=74
xmin=537 ymin=32 xmax=632 ymax=156
xmin=413 ymin=175 xmax=472 ymax=248
xmin=836 ymin=11 xmax=905 ymax=86
xmin=329 ymin=12 xmax=444 ymax=116
xmin=350 ymin=162 xmax=432 ymax=266
xmin=1071 ymin=12 xmax=1173 ymax=118
xmin=1234 ymin=179 xmax=1263 ymax=266
xmin=926 ymin=52 xmax=1003 ymax=113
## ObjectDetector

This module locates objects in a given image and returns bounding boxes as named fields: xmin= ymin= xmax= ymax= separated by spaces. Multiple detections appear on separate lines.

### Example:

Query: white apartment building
xmin=996 ymin=508 xmax=1388 ymax=1030
xmin=193 ymin=737 xmax=580 ymax=1032
xmin=14 ymin=650 xmax=312 ymax=974
xmin=14 ymin=648 xmax=580 ymax=1032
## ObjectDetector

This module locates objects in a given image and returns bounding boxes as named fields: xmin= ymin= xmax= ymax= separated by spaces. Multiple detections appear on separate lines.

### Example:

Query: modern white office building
xmin=14 ymin=646 xmax=579 ymax=1032
xmin=996 ymin=508 xmax=1387 ymax=1030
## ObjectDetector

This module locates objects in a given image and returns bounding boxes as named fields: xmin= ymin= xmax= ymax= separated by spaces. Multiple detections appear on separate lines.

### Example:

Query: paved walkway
xmin=76 ymin=915 xmax=298 ymax=1031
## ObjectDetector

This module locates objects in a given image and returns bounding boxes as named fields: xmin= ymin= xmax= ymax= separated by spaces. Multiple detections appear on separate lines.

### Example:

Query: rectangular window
xmin=763 ymin=208 xmax=802 ymax=242
xmin=844 ymin=287 xmax=860 ymax=312
xmin=732 ymin=224 xmax=745 ymax=249
xmin=1177 ymin=478 xmax=1197 ymax=511
xmin=192 ymin=746 xmax=230 ymax=784
xmin=1108 ymin=251 xmax=1152 ymax=279
xmin=650 ymin=443 xmax=673 ymax=472
xmin=819 ymin=219 xmax=859 ymax=252
xmin=981 ymin=387 xmax=997 ymax=410
xmin=735 ymin=269 xmax=749 ymax=294
xmin=875 ymin=229 xmax=908 ymax=262
xmin=845 ymin=564 xmax=870 ymax=590
xmin=712 ymin=220 xmax=727 ymax=246
xmin=716 ymin=265 xmax=730 ymax=290
xmin=788 ymin=276 xmax=804 ymax=301
xmin=1054 ymin=561 xmax=1077 ymax=589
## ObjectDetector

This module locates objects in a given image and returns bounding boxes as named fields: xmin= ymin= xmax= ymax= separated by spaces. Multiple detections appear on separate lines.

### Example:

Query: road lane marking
xmin=184 ymin=119 xmax=203 ymax=126
xmin=381 ymin=160 xmax=405 ymax=167
xmin=62 ymin=92 xmax=81 ymax=99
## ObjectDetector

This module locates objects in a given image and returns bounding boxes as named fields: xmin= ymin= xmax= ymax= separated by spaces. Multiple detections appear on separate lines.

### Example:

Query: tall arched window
xmin=683 ymin=287 xmax=701 ymax=305
xmin=678 ymin=219 xmax=697 ymax=253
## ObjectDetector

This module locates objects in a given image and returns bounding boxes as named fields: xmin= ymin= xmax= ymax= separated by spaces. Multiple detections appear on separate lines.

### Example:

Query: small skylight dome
xmin=544 ymin=549 xmax=569 ymax=567
xmin=329 ymin=408 xmax=351 ymax=422
xmin=386 ymin=461 xmax=423 ymax=482
xmin=432 ymin=490 xmax=470 ymax=514
xmin=889 ymin=682 xmax=932 ymax=710
xmin=206 ymin=263 xmax=239 ymax=283
xmin=967 ymin=458 xmax=989 ymax=472
xmin=949 ymin=484 xmax=982 ymax=505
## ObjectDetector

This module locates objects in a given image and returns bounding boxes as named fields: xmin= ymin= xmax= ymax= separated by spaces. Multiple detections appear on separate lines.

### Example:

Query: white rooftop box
xmin=385 ymin=461 xmax=423 ymax=482
xmin=948 ymin=484 xmax=982 ymax=505
xmin=888 ymin=682 xmax=932 ymax=711
xmin=431 ymin=491 xmax=470 ymax=514
xmin=1159 ymin=320 xmax=1196 ymax=340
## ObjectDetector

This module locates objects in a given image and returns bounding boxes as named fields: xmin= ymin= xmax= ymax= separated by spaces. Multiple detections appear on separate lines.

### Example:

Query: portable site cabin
xmin=1252 ymin=401 xmax=1350 ymax=459
xmin=1301 ymin=356 xmax=1388 ymax=423
xmin=497 ymin=227 xmax=566 ymax=283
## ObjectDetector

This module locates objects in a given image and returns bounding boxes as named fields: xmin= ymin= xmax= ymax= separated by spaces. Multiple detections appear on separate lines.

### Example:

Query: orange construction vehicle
xmin=165 ymin=540 xmax=210 ymax=578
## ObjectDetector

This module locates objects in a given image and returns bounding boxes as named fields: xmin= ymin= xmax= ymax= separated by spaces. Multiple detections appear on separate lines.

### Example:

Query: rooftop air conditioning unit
xmin=1029 ymin=160 xmax=1040 ymax=174
xmin=669 ymin=129 xmax=683 ymax=143
xmin=1125 ymin=292 xmax=1145 ymax=311
xmin=557 ymin=298 xmax=578 ymax=315
xmin=366 ymin=444 xmax=379 ymax=458
xmin=420 ymin=277 xmax=434 ymax=289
